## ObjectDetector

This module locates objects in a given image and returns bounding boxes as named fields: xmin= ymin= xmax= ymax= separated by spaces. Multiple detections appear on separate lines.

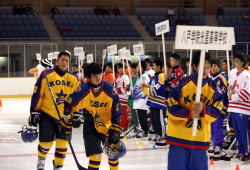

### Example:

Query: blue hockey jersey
xmin=142 ymin=71 xmax=166 ymax=110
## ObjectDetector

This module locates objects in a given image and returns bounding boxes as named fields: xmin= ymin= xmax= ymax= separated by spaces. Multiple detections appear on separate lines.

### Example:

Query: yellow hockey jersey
xmin=64 ymin=81 xmax=121 ymax=135
xmin=30 ymin=69 xmax=79 ymax=127
xmin=166 ymin=72 xmax=224 ymax=149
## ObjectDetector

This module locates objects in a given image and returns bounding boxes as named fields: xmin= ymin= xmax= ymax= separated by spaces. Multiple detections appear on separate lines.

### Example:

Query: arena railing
xmin=0 ymin=41 xmax=249 ymax=78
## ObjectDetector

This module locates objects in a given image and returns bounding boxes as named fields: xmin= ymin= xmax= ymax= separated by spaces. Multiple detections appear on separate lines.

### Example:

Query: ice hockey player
xmin=166 ymin=52 xmax=224 ymax=170
xmin=132 ymin=61 xmax=150 ymax=138
xmin=227 ymin=53 xmax=250 ymax=162
xmin=29 ymin=58 xmax=54 ymax=78
xmin=165 ymin=53 xmax=185 ymax=103
xmin=209 ymin=59 xmax=228 ymax=159
xmin=64 ymin=63 xmax=124 ymax=170
xmin=115 ymin=63 xmax=130 ymax=131
xmin=142 ymin=59 xmax=166 ymax=143
xmin=144 ymin=58 xmax=155 ymax=79
xmin=29 ymin=51 xmax=79 ymax=170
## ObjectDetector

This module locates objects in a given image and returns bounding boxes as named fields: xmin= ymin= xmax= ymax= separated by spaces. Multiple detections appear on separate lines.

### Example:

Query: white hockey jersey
xmin=116 ymin=74 xmax=130 ymax=106
xmin=133 ymin=72 xmax=150 ymax=111
xmin=228 ymin=69 xmax=250 ymax=115
xmin=145 ymin=69 xmax=155 ymax=79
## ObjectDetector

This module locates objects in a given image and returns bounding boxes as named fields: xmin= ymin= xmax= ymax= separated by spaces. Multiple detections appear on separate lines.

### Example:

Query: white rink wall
xmin=0 ymin=77 xmax=36 ymax=96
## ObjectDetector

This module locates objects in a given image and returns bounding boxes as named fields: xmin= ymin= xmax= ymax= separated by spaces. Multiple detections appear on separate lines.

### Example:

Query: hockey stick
xmin=120 ymin=123 xmax=138 ymax=139
xmin=209 ymin=138 xmax=236 ymax=161
xmin=220 ymin=138 xmax=236 ymax=161
xmin=44 ymin=75 xmax=87 ymax=170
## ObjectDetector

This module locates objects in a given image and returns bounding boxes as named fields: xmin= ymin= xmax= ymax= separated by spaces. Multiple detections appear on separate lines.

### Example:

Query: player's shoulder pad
xmin=219 ymin=74 xmax=228 ymax=84
xmin=206 ymin=77 xmax=217 ymax=90
xmin=158 ymin=73 xmax=165 ymax=83
xmin=74 ymin=82 xmax=90 ymax=94
xmin=67 ymin=71 xmax=78 ymax=79
xmin=41 ymin=69 xmax=54 ymax=78
xmin=177 ymin=75 xmax=191 ymax=88
xmin=103 ymin=81 xmax=115 ymax=95
xmin=176 ymin=67 xmax=184 ymax=73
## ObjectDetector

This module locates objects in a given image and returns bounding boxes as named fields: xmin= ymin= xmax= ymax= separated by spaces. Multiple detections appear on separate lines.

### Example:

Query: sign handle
xmin=102 ymin=57 xmax=105 ymax=74
xmin=162 ymin=34 xmax=167 ymax=75
xmin=188 ymin=49 xmax=193 ymax=76
xmin=192 ymin=49 xmax=206 ymax=136
xmin=124 ymin=59 xmax=133 ymax=91
xmin=138 ymin=56 xmax=142 ymax=77
xmin=112 ymin=55 xmax=116 ymax=87
xmin=226 ymin=50 xmax=230 ymax=75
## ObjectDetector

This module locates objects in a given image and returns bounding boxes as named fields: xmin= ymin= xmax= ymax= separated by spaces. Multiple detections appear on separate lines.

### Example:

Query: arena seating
xmin=217 ymin=9 xmax=250 ymax=53
xmin=53 ymin=8 xmax=142 ymax=40
xmin=136 ymin=9 xmax=206 ymax=40
xmin=0 ymin=9 xmax=49 ymax=41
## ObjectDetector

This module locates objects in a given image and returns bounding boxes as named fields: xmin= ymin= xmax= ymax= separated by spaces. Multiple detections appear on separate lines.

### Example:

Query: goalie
xmin=64 ymin=63 xmax=126 ymax=170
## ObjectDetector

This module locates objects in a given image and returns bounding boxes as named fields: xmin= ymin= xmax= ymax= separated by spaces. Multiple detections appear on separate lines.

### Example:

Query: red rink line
xmin=0 ymin=147 xmax=168 ymax=158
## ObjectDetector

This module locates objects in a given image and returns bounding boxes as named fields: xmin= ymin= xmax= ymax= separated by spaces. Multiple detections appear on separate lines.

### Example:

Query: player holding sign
xmin=116 ymin=63 xmax=130 ymax=131
xmin=166 ymin=52 xmax=224 ymax=170
xmin=64 ymin=63 xmax=125 ymax=170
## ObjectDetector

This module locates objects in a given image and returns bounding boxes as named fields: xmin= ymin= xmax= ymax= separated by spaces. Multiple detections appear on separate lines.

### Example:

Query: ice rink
xmin=0 ymin=98 xmax=249 ymax=170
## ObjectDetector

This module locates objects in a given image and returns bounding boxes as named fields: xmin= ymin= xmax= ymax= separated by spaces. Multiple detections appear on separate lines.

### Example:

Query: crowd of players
xmin=99 ymin=52 xmax=250 ymax=164
xmin=28 ymin=50 xmax=250 ymax=170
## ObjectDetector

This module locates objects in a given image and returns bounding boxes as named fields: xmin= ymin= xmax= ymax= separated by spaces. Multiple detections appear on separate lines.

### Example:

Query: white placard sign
xmin=175 ymin=25 xmax=235 ymax=50
xmin=48 ymin=52 xmax=54 ymax=60
xmin=155 ymin=20 xmax=170 ymax=36
xmin=107 ymin=44 xmax=118 ymax=56
xmin=102 ymin=49 xmax=107 ymax=59
xmin=74 ymin=47 xmax=84 ymax=56
xmin=79 ymin=51 xmax=85 ymax=60
xmin=125 ymin=49 xmax=131 ymax=60
xmin=229 ymin=27 xmax=235 ymax=46
xmin=86 ymin=54 xmax=94 ymax=63
xmin=133 ymin=44 xmax=145 ymax=56
xmin=53 ymin=52 xmax=60 ymax=60
xmin=36 ymin=53 xmax=41 ymax=61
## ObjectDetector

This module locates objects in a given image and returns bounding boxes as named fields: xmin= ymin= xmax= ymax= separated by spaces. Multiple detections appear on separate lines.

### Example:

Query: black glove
xmin=28 ymin=112 xmax=41 ymax=127
xmin=108 ymin=124 xmax=122 ymax=144
xmin=72 ymin=112 xmax=82 ymax=128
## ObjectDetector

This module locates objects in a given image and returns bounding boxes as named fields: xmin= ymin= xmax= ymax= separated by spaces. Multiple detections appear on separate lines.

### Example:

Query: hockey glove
xmin=28 ymin=112 xmax=41 ymax=127
xmin=108 ymin=124 xmax=122 ymax=144
xmin=72 ymin=112 xmax=83 ymax=128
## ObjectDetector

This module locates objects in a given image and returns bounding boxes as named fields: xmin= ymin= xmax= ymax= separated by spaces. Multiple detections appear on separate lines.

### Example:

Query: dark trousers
xmin=150 ymin=107 xmax=165 ymax=137
xmin=136 ymin=109 xmax=149 ymax=134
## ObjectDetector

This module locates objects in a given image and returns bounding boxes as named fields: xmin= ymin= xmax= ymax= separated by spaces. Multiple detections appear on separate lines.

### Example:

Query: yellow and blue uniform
xmin=64 ymin=81 xmax=121 ymax=170
xmin=211 ymin=73 xmax=228 ymax=148
xmin=166 ymin=71 xmax=224 ymax=149
xmin=30 ymin=69 xmax=79 ymax=127
xmin=167 ymin=72 xmax=224 ymax=170
xmin=30 ymin=68 xmax=79 ymax=167
xmin=64 ymin=81 xmax=121 ymax=135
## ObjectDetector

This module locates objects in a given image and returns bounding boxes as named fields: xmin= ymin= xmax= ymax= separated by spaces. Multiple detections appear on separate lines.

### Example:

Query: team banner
xmin=74 ymin=47 xmax=84 ymax=56
xmin=53 ymin=52 xmax=60 ymax=60
xmin=107 ymin=44 xmax=118 ymax=56
xmin=36 ymin=53 xmax=41 ymax=61
xmin=133 ymin=44 xmax=145 ymax=56
xmin=86 ymin=54 xmax=94 ymax=63
xmin=48 ymin=52 xmax=54 ymax=60
xmin=155 ymin=20 xmax=170 ymax=36
xmin=102 ymin=49 xmax=107 ymax=59
xmin=175 ymin=25 xmax=235 ymax=50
